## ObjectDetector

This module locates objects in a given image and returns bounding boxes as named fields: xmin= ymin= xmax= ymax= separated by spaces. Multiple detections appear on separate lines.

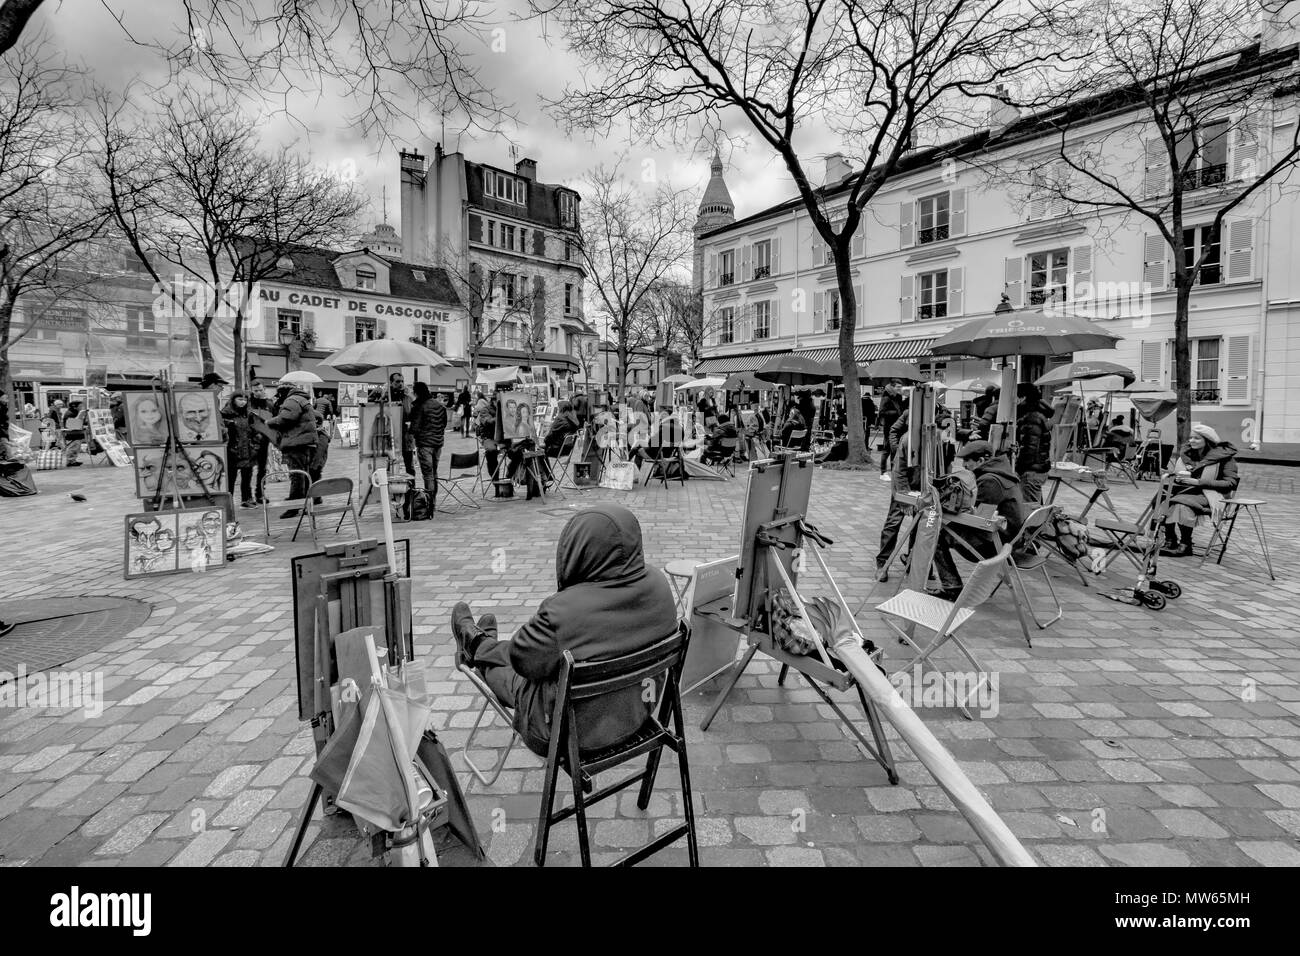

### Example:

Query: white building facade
xmin=697 ymin=30 xmax=1300 ymax=459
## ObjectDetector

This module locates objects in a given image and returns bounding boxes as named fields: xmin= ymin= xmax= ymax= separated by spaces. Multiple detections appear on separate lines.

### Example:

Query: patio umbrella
xmin=860 ymin=359 xmax=925 ymax=383
xmin=1035 ymin=360 xmax=1135 ymax=387
xmin=277 ymin=370 xmax=324 ymax=386
xmin=675 ymin=376 xmax=727 ymax=391
xmin=721 ymin=372 xmax=776 ymax=391
xmin=929 ymin=296 xmax=1122 ymax=358
xmin=945 ymin=377 xmax=1000 ymax=394
xmin=661 ymin=373 xmax=696 ymax=385
xmin=321 ymin=338 xmax=450 ymax=377
xmin=755 ymin=355 xmax=838 ymax=387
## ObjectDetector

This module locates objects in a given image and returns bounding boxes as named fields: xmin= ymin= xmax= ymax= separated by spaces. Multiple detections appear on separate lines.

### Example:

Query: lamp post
xmin=278 ymin=326 xmax=296 ymax=378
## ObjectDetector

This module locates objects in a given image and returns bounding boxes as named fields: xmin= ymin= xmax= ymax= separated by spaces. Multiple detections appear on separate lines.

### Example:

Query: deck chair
xmin=292 ymin=477 xmax=361 ymax=546
xmin=877 ymin=546 xmax=1010 ymax=720
xmin=439 ymin=451 xmax=482 ymax=512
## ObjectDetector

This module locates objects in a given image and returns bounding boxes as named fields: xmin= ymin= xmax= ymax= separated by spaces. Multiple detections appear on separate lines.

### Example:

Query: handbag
xmin=32 ymin=447 xmax=66 ymax=471
xmin=599 ymin=461 xmax=636 ymax=491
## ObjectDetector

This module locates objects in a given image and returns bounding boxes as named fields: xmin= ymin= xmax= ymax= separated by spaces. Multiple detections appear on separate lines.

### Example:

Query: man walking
xmin=409 ymin=382 xmax=448 ymax=516
xmin=877 ymin=381 xmax=906 ymax=480
xmin=268 ymin=382 xmax=317 ymax=517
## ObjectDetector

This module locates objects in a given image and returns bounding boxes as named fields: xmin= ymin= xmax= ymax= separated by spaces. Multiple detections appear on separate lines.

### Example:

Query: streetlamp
xmin=278 ymin=326 xmax=297 ymax=377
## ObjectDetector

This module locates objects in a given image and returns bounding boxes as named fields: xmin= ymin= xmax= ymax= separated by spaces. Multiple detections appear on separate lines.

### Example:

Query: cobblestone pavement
xmin=1 ymin=441 xmax=1298 ymax=868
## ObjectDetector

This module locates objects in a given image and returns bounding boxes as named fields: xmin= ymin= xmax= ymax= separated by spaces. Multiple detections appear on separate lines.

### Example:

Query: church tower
xmin=692 ymin=149 xmax=735 ymax=293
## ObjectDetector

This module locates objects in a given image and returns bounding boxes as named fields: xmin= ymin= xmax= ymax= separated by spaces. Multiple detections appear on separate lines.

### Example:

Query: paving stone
xmin=1099 ymin=843 xmax=1193 ymax=867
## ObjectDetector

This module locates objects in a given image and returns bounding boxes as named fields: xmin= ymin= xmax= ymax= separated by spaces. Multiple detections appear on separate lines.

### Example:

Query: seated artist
xmin=1099 ymin=415 xmax=1134 ymax=460
xmin=929 ymin=440 xmax=1028 ymax=599
xmin=544 ymin=400 xmax=581 ymax=459
xmin=1158 ymin=423 xmax=1239 ymax=558
xmin=452 ymin=503 xmax=678 ymax=757
xmin=778 ymin=406 xmax=806 ymax=449
xmin=700 ymin=412 xmax=739 ymax=465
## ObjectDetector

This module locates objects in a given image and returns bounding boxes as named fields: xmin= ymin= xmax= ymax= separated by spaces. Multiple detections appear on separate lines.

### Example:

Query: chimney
xmin=1261 ymin=0 xmax=1300 ymax=50
xmin=399 ymin=149 xmax=428 ymax=264
xmin=989 ymin=85 xmax=1019 ymax=132
xmin=515 ymin=157 xmax=537 ymax=181
xmin=824 ymin=152 xmax=852 ymax=184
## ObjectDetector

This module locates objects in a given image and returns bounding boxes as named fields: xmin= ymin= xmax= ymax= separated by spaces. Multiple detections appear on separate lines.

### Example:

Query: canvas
xmin=134 ymin=445 xmax=227 ymax=499
xmin=123 ymin=507 xmax=226 ymax=579
xmin=498 ymin=393 xmax=535 ymax=441
xmin=123 ymin=391 xmax=171 ymax=446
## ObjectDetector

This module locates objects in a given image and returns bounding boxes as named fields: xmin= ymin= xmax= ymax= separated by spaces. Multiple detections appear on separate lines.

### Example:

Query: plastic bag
xmin=7 ymin=425 xmax=33 ymax=460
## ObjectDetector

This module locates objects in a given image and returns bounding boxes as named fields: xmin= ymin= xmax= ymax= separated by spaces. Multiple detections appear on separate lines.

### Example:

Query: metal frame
xmin=1199 ymin=498 xmax=1275 ymax=581
xmin=259 ymin=468 xmax=315 ymax=537
xmin=439 ymin=451 xmax=484 ymax=512
xmin=291 ymin=477 xmax=361 ymax=547
xmin=456 ymin=661 xmax=524 ymax=789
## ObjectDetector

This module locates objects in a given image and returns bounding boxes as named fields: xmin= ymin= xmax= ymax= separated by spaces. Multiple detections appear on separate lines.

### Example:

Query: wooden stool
xmin=1200 ymin=498 xmax=1274 ymax=581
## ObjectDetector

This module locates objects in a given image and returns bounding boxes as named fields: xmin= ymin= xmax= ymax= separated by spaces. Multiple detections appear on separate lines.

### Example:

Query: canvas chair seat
xmin=876 ymin=590 xmax=977 ymax=633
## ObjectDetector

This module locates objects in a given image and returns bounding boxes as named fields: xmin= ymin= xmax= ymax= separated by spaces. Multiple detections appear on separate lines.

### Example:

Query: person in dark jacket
xmin=571 ymin=389 xmax=590 ymax=426
xmin=370 ymin=372 xmax=415 ymax=476
xmin=268 ymin=383 xmax=316 ymax=510
xmin=451 ymin=503 xmax=678 ymax=757
xmin=408 ymin=382 xmax=448 ymax=513
xmin=222 ymin=390 xmax=256 ymax=507
xmin=1014 ymin=383 xmax=1052 ymax=503
xmin=697 ymin=387 xmax=719 ymax=428
xmin=701 ymin=412 xmax=739 ymax=465
xmin=248 ymin=380 xmax=272 ymax=503
xmin=861 ymin=392 xmax=877 ymax=436
xmin=877 ymin=382 xmax=906 ymax=477
xmin=544 ymin=400 xmax=581 ymax=458
xmin=797 ymin=389 xmax=816 ymax=450
xmin=311 ymin=411 xmax=330 ymax=486
xmin=779 ymin=405 xmax=806 ymax=449
xmin=1159 ymin=423 xmax=1240 ymax=557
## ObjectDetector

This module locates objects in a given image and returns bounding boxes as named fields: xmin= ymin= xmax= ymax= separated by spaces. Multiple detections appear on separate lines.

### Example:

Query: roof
xmin=699 ymin=150 xmax=735 ymax=212
xmin=701 ymin=40 xmax=1300 ymax=240
xmin=254 ymin=241 xmax=462 ymax=307
xmin=465 ymin=160 xmax=581 ymax=231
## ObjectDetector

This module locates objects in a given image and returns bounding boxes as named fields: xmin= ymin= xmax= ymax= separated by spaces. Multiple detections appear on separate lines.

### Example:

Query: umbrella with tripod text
xmin=929 ymin=295 xmax=1122 ymax=359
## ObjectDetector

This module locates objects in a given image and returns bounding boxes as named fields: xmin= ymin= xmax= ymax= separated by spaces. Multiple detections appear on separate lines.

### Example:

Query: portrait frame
xmin=133 ymin=444 xmax=227 ymax=500
xmin=123 ymin=507 xmax=227 ymax=580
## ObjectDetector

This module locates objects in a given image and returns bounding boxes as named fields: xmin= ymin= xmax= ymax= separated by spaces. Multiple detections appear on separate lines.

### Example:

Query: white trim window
xmin=1027 ymin=248 xmax=1070 ymax=305
xmin=753 ymin=300 xmax=772 ymax=340
xmin=419 ymin=323 xmax=443 ymax=352
xmin=719 ymin=306 xmax=735 ymax=344
xmin=917 ymin=270 xmax=949 ymax=320
xmin=485 ymin=170 xmax=526 ymax=205
xmin=1175 ymin=119 xmax=1230 ymax=191
xmin=559 ymin=191 xmax=577 ymax=226
xmin=1182 ymin=223 xmax=1222 ymax=285
xmin=277 ymin=308 xmax=303 ymax=337
xmin=1169 ymin=336 xmax=1224 ymax=405
xmin=719 ymin=249 xmax=735 ymax=286
xmin=564 ymin=282 xmax=575 ymax=315
xmin=354 ymin=317 xmax=377 ymax=342
xmin=355 ymin=267 xmax=377 ymax=291
xmin=826 ymin=290 xmax=842 ymax=331
xmin=916 ymin=192 xmax=951 ymax=245
xmin=752 ymin=240 xmax=772 ymax=281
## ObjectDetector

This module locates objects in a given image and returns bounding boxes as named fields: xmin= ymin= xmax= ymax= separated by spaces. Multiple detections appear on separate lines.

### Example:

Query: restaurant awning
xmin=694 ymin=350 xmax=791 ymax=375
xmin=795 ymin=338 xmax=937 ymax=364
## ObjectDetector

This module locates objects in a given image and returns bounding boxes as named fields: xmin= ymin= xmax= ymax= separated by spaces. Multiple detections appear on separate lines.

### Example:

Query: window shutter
xmin=377 ymin=319 xmax=389 ymax=339
xmin=1003 ymin=256 xmax=1024 ymax=308
xmin=1142 ymin=233 xmax=1168 ymax=291
xmin=772 ymin=298 xmax=781 ymax=338
xmin=947 ymin=267 xmax=964 ymax=317
xmin=1028 ymin=173 xmax=1047 ymax=220
xmin=302 ymin=312 xmax=316 ymax=338
xmin=811 ymin=235 xmax=823 ymax=267
xmin=1225 ymin=218 xmax=1254 ymax=282
xmin=345 ymin=316 xmax=356 ymax=343
xmin=852 ymin=226 xmax=865 ymax=259
xmin=1232 ymin=114 xmax=1262 ymax=180
xmin=1143 ymin=138 xmax=1167 ymax=199
xmin=1139 ymin=339 xmax=1164 ymax=383
xmin=708 ymin=253 xmax=717 ymax=288
xmin=772 ymin=237 xmax=781 ymax=275
xmin=949 ymin=188 xmax=967 ymax=237
xmin=1224 ymin=334 xmax=1252 ymax=404
xmin=899 ymin=201 xmax=914 ymax=248
xmin=813 ymin=291 xmax=825 ymax=333
xmin=899 ymin=274 xmax=914 ymax=322
xmin=1070 ymin=243 xmax=1094 ymax=302
xmin=741 ymin=245 xmax=751 ymax=281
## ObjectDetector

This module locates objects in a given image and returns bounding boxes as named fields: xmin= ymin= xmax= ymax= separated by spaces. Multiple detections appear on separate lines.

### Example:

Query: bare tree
xmin=1009 ymin=0 xmax=1300 ymax=445
xmin=644 ymin=279 xmax=719 ymax=371
xmin=0 ymin=40 xmax=107 ymax=395
xmin=436 ymin=249 xmax=539 ymax=384
xmin=2 ymin=0 xmax=505 ymax=139
xmin=538 ymin=0 xmax=1077 ymax=462
xmin=98 ymin=86 xmax=365 ymax=388
xmin=576 ymin=162 xmax=693 ymax=402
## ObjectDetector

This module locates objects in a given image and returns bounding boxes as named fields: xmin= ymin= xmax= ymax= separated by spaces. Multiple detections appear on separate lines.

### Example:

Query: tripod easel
xmin=148 ymin=373 xmax=218 ymax=513
xmin=695 ymin=454 xmax=898 ymax=785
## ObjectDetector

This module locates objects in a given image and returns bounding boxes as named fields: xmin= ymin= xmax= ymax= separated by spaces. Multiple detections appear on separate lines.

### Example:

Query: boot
xmin=1160 ymin=525 xmax=1193 ymax=557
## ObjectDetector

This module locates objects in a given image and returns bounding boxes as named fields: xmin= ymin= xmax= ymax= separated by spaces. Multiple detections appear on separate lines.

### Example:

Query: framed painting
xmin=134 ymin=445 xmax=227 ymax=499
xmin=124 ymin=507 xmax=227 ymax=579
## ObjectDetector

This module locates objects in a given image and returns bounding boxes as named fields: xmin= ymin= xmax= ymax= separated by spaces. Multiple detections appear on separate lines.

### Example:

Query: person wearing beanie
xmin=1159 ymin=422 xmax=1239 ymax=557
xmin=408 ymin=381 xmax=448 ymax=515
xmin=1014 ymin=382 xmax=1052 ymax=502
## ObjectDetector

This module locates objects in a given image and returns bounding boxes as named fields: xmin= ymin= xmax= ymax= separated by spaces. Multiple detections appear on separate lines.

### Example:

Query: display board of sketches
xmin=124 ymin=507 xmax=227 ymax=579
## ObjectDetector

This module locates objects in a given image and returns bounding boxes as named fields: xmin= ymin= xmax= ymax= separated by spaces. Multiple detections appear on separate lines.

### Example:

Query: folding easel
xmin=696 ymin=454 xmax=899 ymax=785
xmin=148 ymin=375 xmax=218 ymax=513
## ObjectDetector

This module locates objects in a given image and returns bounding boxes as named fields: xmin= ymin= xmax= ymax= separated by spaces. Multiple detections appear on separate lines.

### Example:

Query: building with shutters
xmin=398 ymin=146 xmax=593 ymax=386
xmin=695 ymin=25 xmax=1300 ymax=458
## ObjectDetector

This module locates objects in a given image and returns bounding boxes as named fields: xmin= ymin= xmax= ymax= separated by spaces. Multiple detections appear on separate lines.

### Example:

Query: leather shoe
xmin=1160 ymin=543 xmax=1193 ymax=558
xmin=451 ymin=601 xmax=483 ymax=666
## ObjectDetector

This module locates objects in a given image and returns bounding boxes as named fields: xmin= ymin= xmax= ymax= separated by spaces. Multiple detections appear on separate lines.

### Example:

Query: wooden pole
xmin=830 ymin=633 xmax=1037 ymax=867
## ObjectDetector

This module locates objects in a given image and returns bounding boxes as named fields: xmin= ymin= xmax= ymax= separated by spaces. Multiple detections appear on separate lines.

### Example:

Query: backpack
xmin=410 ymin=490 xmax=431 ymax=521
xmin=935 ymin=469 xmax=977 ymax=515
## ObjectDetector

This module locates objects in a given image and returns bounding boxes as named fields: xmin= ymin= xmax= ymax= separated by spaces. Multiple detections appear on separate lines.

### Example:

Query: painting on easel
xmin=134 ymin=445 xmax=227 ymax=499
xmin=123 ymin=507 xmax=227 ymax=579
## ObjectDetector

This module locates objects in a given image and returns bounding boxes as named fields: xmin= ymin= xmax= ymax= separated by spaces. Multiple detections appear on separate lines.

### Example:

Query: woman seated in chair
xmin=778 ymin=405 xmax=806 ymax=449
xmin=700 ymin=412 xmax=738 ymax=465
xmin=452 ymin=503 xmax=677 ymax=757
xmin=1159 ymin=423 xmax=1239 ymax=558
xmin=544 ymin=399 xmax=581 ymax=459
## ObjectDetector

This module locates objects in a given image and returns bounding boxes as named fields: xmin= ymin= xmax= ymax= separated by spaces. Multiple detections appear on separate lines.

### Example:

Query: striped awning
xmin=694 ymin=350 xmax=791 ymax=375
xmin=795 ymin=338 xmax=936 ymax=364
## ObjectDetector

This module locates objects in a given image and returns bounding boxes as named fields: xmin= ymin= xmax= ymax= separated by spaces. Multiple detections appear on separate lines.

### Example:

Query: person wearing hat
xmin=1014 ymin=383 xmax=1053 ymax=503
xmin=1159 ymin=423 xmax=1239 ymax=557
xmin=877 ymin=381 xmax=907 ymax=479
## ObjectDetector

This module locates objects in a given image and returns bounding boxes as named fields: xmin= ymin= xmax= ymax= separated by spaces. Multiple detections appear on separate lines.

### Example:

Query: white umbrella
xmin=321 ymin=338 xmax=450 ymax=377
xmin=277 ymin=370 xmax=324 ymax=386
xmin=675 ymin=376 xmax=726 ymax=391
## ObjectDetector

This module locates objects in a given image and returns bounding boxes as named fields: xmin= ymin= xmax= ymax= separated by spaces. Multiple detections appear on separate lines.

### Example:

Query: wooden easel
xmin=696 ymin=455 xmax=899 ymax=785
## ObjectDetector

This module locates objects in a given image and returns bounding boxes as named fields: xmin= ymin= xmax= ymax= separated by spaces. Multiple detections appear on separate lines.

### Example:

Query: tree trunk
xmin=617 ymin=339 xmax=629 ymax=405
xmin=0 ymin=297 xmax=14 ymax=397
xmin=1173 ymin=279 xmax=1193 ymax=449
xmin=834 ymin=248 xmax=867 ymax=464
xmin=233 ymin=316 xmax=245 ymax=391
xmin=197 ymin=322 xmax=215 ymax=380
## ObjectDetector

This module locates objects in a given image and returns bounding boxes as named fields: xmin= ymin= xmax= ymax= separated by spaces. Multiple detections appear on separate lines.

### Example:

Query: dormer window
xmin=413 ymin=269 xmax=426 ymax=282
xmin=356 ymin=266 xmax=376 ymax=291
xmin=276 ymin=256 xmax=295 ymax=272
xmin=485 ymin=169 xmax=526 ymax=205
xmin=560 ymin=192 xmax=577 ymax=227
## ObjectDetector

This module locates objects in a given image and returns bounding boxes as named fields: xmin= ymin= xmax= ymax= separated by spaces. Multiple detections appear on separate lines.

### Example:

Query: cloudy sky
xmin=30 ymin=0 xmax=834 ymax=238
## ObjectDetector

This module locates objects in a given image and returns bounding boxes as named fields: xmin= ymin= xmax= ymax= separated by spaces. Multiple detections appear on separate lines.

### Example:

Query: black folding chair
xmin=703 ymin=435 xmax=740 ymax=477
xmin=548 ymin=433 xmax=580 ymax=491
xmin=292 ymin=477 xmax=361 ymax=546
xmin=535 ymin=626 xmax=700 ymax=867
xmin=439 ymin=451 xmax=483 ymax=512
xmin=647 ymin=445 xmax=686 ymax=487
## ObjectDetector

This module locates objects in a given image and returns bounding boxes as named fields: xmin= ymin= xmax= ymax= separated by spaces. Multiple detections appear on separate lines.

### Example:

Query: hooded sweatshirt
xmin=973 ymin=453 xmax=1026 ymax=542
xmin=508 ymin=503 xmax=678 ymax=756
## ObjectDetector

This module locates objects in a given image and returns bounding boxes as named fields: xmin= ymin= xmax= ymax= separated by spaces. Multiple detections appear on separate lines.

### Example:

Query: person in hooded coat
xmin=1014 ymin=382 xmax=1053 ymax=503
xmin=1159 ymin=422 xmax=1239 ymax=557
xmin=452 ymin=503 xmax=678 ymax=757
xmin=222 ymin=390 xmax=256 ymax=507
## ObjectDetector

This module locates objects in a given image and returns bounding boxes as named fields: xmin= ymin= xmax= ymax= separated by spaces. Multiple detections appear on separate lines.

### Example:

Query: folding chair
xmin=877 ymin=546 xmax=1010 ymax=720
xmin=708 ymin=435 xmax=740 ymax=477
xmin=439 ymin=451 xmax=482 ymax=512
xmin=260 ymin=468 xmax=314 ymax=537
xmin=647 ymin=445 xmax=686 ymax=487
xmin=773 ymin=428 xmax=806 ymax=456
xmin=292 ymin=477 xmax=361 ymax=546
xmin=458 ymin=657 xmax=523 ymax=789
xmin=548 ymin=433 xmax=579 ymax=491
xmin=1003 ymin=505 xmax=1074 ymax=631
xmin=534 ymin=627 xmax=699 ymax=867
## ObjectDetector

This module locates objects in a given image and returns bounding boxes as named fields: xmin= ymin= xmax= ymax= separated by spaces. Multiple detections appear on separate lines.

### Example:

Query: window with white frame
xmin=1027 ymin=248 xmax=1070 ymax=305
xmin=485 ymin=169 xmax=526 ymax=205
xmin=1170 ymin=337 xmax=1223 ymax=404
xmin=1175 ymin=119 xmax=1229 ymax=191
xmin=354 ymin=317 xmax=377 ymax=342
xmin=564 ymin=282 xmax=575 ymax=315
xmin=719 ymin=306 xmax=735 ymax=344
xmin=277 ymin=308 xmax=303 ymax=337
xmin=752 ymin=240 xmax=772 ymax=280
xmin=1183 ymin=223 xmax=1222 ymax=285
xmin=502 ymin=273 xmax=522 ymax=308
xmin=355 ymin=267 xmax=376 ymax=291
xmin=826 ymin=290 xmax=842 ymax=331
xmin=419 ymin=323 xmax=443 ymax=352
xmin=559 ymin=191 xmax=577 ymax=226
xmin=502 ymin=223 xmax=516 ymax=252
xmin=917 ymin=270 xmax=948 ymax=320
xmin=917 ymin=192 xmax=951 ymax=245
xmin=719 ymin=250 xmax=735 ymax=286
xmin=753 ymin=300 xmax=771 ymax=340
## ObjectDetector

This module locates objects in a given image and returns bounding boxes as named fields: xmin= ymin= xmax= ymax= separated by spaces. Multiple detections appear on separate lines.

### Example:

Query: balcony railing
xmin=917 ymin=224 xmax=950 ymax=245
xmin=719 ymin=272 xmax=734 ymax=286
xmin=916 ymin=304 xmax=949 ymax=321
xmin=1179 ymin=163 xmax=1227 ymax=191
xmin=752 ymin=265 xmax=771 ymax=281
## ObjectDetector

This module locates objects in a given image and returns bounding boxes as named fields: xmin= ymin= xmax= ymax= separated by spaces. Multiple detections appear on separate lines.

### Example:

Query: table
xmin=1043 ymin=466 xmax=1117 ymax=521
xmin=1200 ymin=498 xmax=1275 ymax=581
